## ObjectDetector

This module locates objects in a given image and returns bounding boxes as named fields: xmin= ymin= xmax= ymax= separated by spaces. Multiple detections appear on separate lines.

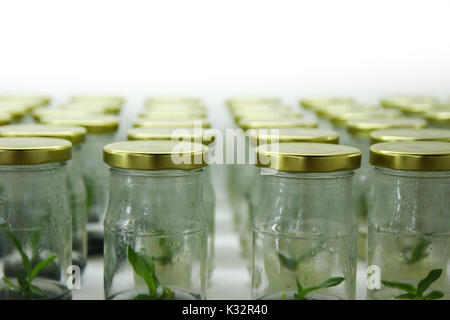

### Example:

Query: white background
xmin=1 ymin=0 xmax=449 ymax=115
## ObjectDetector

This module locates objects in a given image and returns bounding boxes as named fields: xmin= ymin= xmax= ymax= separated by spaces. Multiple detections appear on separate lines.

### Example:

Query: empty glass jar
xmin=103 ymin=140 xmax=209 ymax=300
xmin=0 ymin=137 xmax=72 ymax=300
xmin=251 ymin=142 xmax=361 ymax=300
xmin=368 ymin=141 xmax=450 ymax=300
xmin=39 ymin=115 xmax=120 ymax=254
xmin=0 ymin=124 xmax=89 ymax=272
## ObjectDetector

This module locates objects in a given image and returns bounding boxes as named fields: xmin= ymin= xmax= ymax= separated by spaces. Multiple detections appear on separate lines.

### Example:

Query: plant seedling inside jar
xmin=281 ymin=276 xmax=345 ymax=300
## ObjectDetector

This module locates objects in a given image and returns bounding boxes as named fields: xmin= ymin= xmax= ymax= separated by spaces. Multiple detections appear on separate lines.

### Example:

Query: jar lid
xmin=299 ymin=97 xmax=355 ymax=110
xmin=144 ymin=104 xmax=206 ymax=112
xmin=256 ymin=142 xmax=361 ymax=172
xmin=425 ymin=111 xmax=450 ymax=125
xmin=233 ymin=111 xmax=302 ymax=123
xmin=138 ymin=110 xmax=207 ymax=119
xmin=0 ymin=112 xmax=12 ymax=126
xmin=0 ymin=103 xmax=28 ymax=120
xmin=32 ymin=108 xmax=104 ymax=121
xmin=400 ymin=103 xmax=435 ymax=116
xmin=0 ymin=95 xmax=51 ymax=108
xmin=127 ymin=127 xmax=215 ymax=145
xmin=380 ymin=96 xmax=437 ymax=109
xmin=145 ymin=96 xmax=202 ymax=106
xmin=39 ymin=115 xmax=120 ymax=134
xmin=0 ymin=124 xmax=87 ymax=145
xmin=329 ymin=109 xmax=400 ymax=126
xmin=70 ymin=95 xmax=125 ymax=106
xmin=104 ymin=140 xmax=208 ymax=170
xmin=59 ymin=102 xmax=121 ymax=114
xmin=0 ymin=137 xmax=72 ymax=165
xmin=238 ymin=118 xmax=318 ymax=131
xmin=370 ymin=141 xmax=450 ymax=171
xmin=230 ymin=104 xmax=292 ymax=115
xmin=370 ymin=128 xmax=450 ymax=144
xmin=314 ymin=104 xmax=379 ymax=118
xmin=226 ymin=97 xmax=281 ymax=108
xmin=346 ymin=118 xmax=427 ymax=138
xmin=133 ymin=119 xmax=211 ymax=129
xmin=249 ymin=128 xmax=339 ymax=146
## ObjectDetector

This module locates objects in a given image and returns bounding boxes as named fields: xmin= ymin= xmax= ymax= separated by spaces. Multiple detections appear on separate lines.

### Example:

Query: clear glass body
xmin=104 ymin=168 xmax=208 ymax=300
xmin=82 ymin=133 xmax=115 ymax=253
xmin=0 ymin=163 xmax=72 ymax=300
xmin=202 ymin=167 xmax=216 ymax=279
xmin=429 ymin=123 xmax=450 ymax=130
xmin=252 ymin=169 xmax=357 ymax=300
xmin=66 ymin=145 xmax=88 ymax=272
xmin=368 ymin=167 xmax=450 ymax=300
xmin=347 ymin=134 xmax=371 ymax=260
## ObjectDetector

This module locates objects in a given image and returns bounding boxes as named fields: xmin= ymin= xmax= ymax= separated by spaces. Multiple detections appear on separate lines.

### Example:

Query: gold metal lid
xmin=104 ymin=140 xmax=208 ymax=170
xmin=32 ymin=108 xmax=104 ymax=121
xmin=39 ymin=115 xmax=120 ymax=134
xmin=0 ymin=124 xmax=87 ymax=145
xmin=0 ymin=103 xmax=28 ymax=120
xmin=400 ymin=103 xmax=434 ymax=117
xmin=133 ymin=118 xmax=211 ymax=129
xmin=425 ymin=111 xmax=450 ymax=125
xmin=370 ymin=141 xmax=450 ymax=171
xmin=347 ymin=118 xmax=427 ymax=138
xmin=370 ymin=128 xmax=450 ymax=144
xmin=238 ymin=118 xmax=318 ymax=131
xmin=0 ymin=95 xmax=51 ymax=108
xmin=380 ymin=96 xmax=437 ymax=109
xmin=229 ymin=104 xmax=291 ymax=115
xmin=233 ymin=111 xmax=302 ymax=123
xmin=314 ymin=104 xmax=380 ymax=118
xmin=256 ymin=142 xmax=361 ymax=172
xmin=144 ymin=103 xmax=206 ymax=112
xmin=127 ymin=127 xmax=215 ymax=145
xmin=249 ymin=128 xmax=339 ymax=146
xmin=145 ymin=96 xmax=202 ymax=106
xmin=0 ymin=137 xmax=72 ymax=165
xmin=138 ymin=110 xmax=207 ymax=119
xmin=0 ymin=112 xmax=12 ymax=126
xmin=59 ymin=102 xmax=121 ymax=115
xmin=299 ymin=97 xmax=355 ymax=110
xmin=329 ymin=109 xmax=401 ymax=127
xmin=69 ymin=95 xmax=125 ymax=106
xmin=226 ymin=97 xmax=281 ymax=108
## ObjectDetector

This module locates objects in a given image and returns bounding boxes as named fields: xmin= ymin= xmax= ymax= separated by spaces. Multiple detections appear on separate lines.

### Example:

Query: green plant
xmin=401 ymin=238 xmax=430 ymax=265
xmin=125 ymin=243 xmax=175 ymax=300
xmin=0 ymin=224 xmax=57 ymax=300
xmin=277 ymin=241 xmax=328 ymax=270
xmin=381 ymin=268 xmax=444 ymax=300
xmin=281 ymin=276 xmax=345 ymax=300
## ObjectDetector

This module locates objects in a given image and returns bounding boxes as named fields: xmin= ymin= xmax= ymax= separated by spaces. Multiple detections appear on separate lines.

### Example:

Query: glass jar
xmin=0 ymin=137 xmax=72 ymax=300
xmin=368 ymin=141 xmax=450 ymax=300
xmin=241 ymin=128 xmax=339 ymax=263
xmin=345 ymin=118 xmax=427 ymax=260
xmin=127 ymin=127 xmax=216 ymax=279
xmin=0 ymin=124 xmax=89 ymax=273
xmin=103 ymin=140 xmax=209 ymax=300
xmin=231 ymin=119 xmax=318 ymax=248
xmin=425 ymin=111 xmax=450 ymax=129
xmin=39 ymin=115 xmax=120 ymax=254
xmin=251 ymin=142 xmax=361 ymax=300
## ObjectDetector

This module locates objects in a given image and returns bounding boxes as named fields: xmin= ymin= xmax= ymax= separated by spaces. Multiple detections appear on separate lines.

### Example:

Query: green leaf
xmin=417 ymin=269 xmax=442 ymax=297
xmin=381 ymin=280 xmax=416 ymax=294
xmin=281 ymin=291 xmax=286 ymax=300
xmin=395 ymin=293 xmax=417 ymax=299
xmin=126 ymin=244 xmax=158 ymax=297
xmin=160 ymin=286 xmax=175 ymax=300
xmin=406 ymin=239 xmax=430 ymax=265
xmin=2 ymin=276 xmax=18 ymax=290
xmin=133 ymin=294 xmax=155 ymax=300
xmin=29 ymin=255 xmax=57 ymax=282
xmin=314 ymin=277 xmax=345 ymax=289
xmin=424 ymin=290 xmax=444 ymax=300
xmin=277 ymin=252 xmax=299 ymax=271
xmin=16 ymin=271 xmax=32 ymax=300
xmin=0 ymin=225 xmax=32 ymax=276
xmin=30 ymin=285 xmax=44 ymax=297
